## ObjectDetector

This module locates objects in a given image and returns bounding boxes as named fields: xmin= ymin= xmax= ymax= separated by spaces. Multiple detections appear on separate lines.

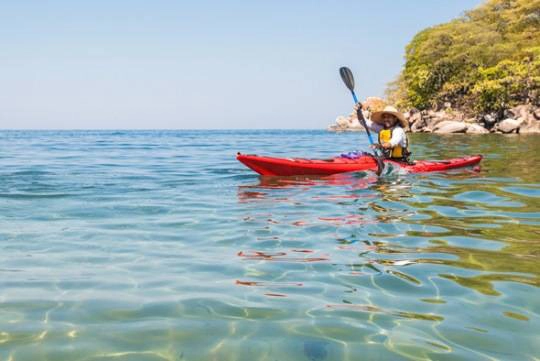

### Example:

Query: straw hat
xmin=371 ymin=106 xmax=408 ymax=129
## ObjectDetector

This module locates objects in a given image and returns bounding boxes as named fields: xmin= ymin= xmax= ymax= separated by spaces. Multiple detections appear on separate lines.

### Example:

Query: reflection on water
xmin=0 ymin=130 xmax=538 ymax=360
xmin=235 ymin=140 xmax=539 ymax=360
xmin=237 ymin=250 xmax=330 ymax=263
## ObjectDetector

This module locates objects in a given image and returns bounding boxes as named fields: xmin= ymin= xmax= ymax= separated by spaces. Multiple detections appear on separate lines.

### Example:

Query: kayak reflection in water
xmin=353 ymin=103 xmax=412 ymax=164
xmin=236 ymin=171 xmax=392 ymax=202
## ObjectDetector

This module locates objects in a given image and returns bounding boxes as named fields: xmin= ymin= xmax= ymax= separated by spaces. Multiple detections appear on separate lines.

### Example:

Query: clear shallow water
xmin=0 ymin=130 xmax=538 ymax=361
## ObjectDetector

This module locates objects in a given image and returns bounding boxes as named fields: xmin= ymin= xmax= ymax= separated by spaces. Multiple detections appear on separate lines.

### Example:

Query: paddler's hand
xmin=353 ymin=102 xmax=363 ymax=115
xmin=353 ymin=102 xmax=364 ymax=120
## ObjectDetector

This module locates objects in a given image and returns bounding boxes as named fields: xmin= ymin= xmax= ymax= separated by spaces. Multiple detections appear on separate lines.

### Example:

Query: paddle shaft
xmin=347 ymin=89 xmax=375 ymax=145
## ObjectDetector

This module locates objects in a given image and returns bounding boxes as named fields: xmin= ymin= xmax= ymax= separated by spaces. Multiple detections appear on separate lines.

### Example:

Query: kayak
xmin=237 ymin=152 xmax=482 ymax=176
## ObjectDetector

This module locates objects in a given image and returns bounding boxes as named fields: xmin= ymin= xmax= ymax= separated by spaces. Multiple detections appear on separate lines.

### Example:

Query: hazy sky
xmin=1 ymin=0 xmax=482 ymax=129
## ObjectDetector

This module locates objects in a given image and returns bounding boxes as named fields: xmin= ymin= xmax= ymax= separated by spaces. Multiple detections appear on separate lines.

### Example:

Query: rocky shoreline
xmin=328 ymin=99 xmax=540 ymax=134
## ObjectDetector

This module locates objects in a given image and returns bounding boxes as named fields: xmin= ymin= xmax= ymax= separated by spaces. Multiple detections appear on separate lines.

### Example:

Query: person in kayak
xmin=353 ymin=104 xmax=411 ymax=163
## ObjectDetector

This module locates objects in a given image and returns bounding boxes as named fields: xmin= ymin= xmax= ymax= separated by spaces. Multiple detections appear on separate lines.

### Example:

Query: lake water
xmin=0 ymin=130 xmax=538 ymax=360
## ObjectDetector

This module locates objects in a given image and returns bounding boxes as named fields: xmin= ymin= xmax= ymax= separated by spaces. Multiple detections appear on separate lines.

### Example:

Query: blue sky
xmin=0 ymin=0 xmax=482 ymax=129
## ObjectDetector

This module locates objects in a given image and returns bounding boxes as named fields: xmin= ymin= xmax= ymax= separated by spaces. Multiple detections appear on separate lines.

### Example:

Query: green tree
xmin=388 ymin=0 xmax=540 ymax=116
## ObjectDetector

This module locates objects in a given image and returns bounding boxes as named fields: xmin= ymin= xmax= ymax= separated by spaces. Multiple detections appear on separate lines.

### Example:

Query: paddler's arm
xmin=366 ymin=119 xmax=383 ymax=133
xmin=353 ymin=103 xmax=382 ymax=133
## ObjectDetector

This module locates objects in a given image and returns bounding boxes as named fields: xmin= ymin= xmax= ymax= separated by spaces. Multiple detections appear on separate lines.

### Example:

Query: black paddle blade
xmin=339 ymin=67 xmax=355 ymax=91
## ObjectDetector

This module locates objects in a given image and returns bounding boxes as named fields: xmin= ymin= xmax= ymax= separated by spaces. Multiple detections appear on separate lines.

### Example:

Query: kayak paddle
xmin=339 ymin=66 xmax=384 ymax=175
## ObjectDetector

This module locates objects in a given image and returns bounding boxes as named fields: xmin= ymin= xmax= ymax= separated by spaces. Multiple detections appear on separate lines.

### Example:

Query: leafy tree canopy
xmin=387 ymin=0 xmax=540 ymax=115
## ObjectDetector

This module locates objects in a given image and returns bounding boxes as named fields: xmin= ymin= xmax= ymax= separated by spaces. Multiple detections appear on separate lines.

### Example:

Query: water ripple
xmin=0 ymin=130 xmax=538 ymax=360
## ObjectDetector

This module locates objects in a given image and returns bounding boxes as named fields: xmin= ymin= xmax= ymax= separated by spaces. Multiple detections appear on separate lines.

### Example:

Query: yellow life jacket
xmin=378 ymin=128 xmax=406 ymax=159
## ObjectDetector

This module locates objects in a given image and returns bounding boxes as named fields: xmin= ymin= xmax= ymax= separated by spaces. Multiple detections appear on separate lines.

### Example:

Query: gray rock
xmin=482 ymin=113 xmax=498 ymax=127
xmin=519 ymin=123 xmax=540 ymax=133
xmin=510 ymin=104 xmax=530 ymax=120
xmin=408 ymin=112 xmax=422 ymax=126
xmin=534 ymin=108 xmax=540 ymax=120
xmin=425 ymin=117 xmax=446 ymax=131
xmin=497 ymin=118 xmax=523 ymax=133
xmin=504 ymin=108 xmax=516 ymax=119
xmin=431 ymin=110 xmax=448 ymax=121
xmin=328 ymin=114 xmax=366 ymax=132
xmin=433 ymin=120 xmax=468 ymax=133
xmin=449 ymin=111 xmax=466 ymax=122
xmin=466 ymin=123 xmax=489 ymax=134
xmin=516 ymin=111 xmax=540 ymax=133
xmin=410 ymin=113 xmax=428 ymax=132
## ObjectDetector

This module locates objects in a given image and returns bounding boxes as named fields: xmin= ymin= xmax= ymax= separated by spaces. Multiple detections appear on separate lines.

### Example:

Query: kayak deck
xmin=237 ymin=153 xmax=483 ymax=176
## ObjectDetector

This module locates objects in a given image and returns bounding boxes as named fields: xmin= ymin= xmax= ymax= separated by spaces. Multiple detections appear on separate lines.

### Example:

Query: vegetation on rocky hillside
xmin=387 ymin=0 xmax=540 ymax=117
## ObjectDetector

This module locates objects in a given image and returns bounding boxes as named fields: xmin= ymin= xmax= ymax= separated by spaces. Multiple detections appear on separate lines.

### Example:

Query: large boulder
xmin=363 ymin=97 xmax=387 ymax=112
xmin=407 ymin=111 xmax=422 ymax=126
xmin=335 ymin=116 xmax=349 ymax=127
xmin=328 ymin=113 xmax=366 ymax=132
xmin=410 ymin=111 xmax=428 ymax=132
xmin=517 ymin=107 xmax=540 ymax=133
xmin=347 ymin=118 xmax=364 ymax=130
xmin=433 ymin=120 xmax=468 ymax=133
xmin=328 ymin=115 xmax=351 ymax=131
xmin=466 ymin=123 xmax=489 ymax=134
xmin=534 ymin=108 xmax=540 ymax=120
xmin=508 ymin=104 xmax=530 ymax=120
xmin=429 ymin=110 xmax=448 ymax=122
xmin=482 ymin=113 xmax=498 ymax=129
xmin=497 ymin=118 xmax=523 ymax=133
xmin=519 ymin=124 xmax=540 ymax=133
xmin=426 ymin=110 xmax=454 ymax=129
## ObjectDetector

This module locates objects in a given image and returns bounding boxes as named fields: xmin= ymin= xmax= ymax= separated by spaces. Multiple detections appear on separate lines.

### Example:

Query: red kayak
xmin=237 ymin=153 xmax=482 ymax=176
